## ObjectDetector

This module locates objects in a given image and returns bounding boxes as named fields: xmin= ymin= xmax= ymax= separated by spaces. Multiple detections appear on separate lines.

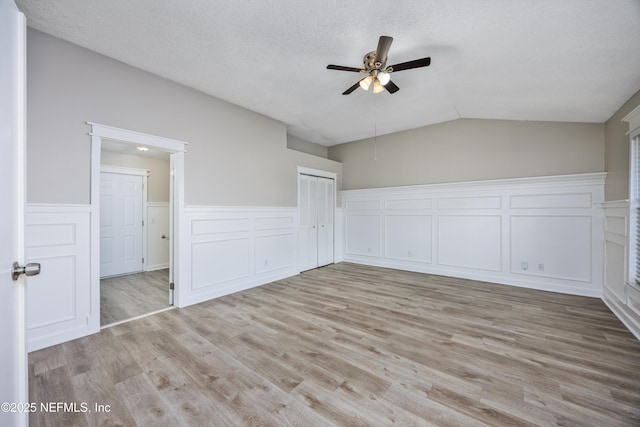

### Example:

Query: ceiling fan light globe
xmin=359 ymin=76 xmax=373 ymax=91
xmin=373 ymin=79 xmax=385 ymax=94
xmin=378 ymin=71 xmax=391 ymax=85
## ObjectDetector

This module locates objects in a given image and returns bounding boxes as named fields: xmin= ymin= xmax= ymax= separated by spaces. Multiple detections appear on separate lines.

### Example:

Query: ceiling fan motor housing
xmin=363 ymin=51 xmax=387 ymax=71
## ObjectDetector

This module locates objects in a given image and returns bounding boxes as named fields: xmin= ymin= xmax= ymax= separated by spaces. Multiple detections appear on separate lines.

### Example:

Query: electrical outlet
xmin=408 ymin=250 xmax=412 ymax=258
xmin=521 ymin=262 xmax=528 ymax=271
xmin=538 ymin=263 xmax=544 ymax=271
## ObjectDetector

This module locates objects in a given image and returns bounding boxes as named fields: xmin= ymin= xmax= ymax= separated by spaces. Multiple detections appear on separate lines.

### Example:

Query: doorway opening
xmin=99 ymin=143 xmax=172 ymax=326
xmin=88 ymin=122 xmax=187 ymax=332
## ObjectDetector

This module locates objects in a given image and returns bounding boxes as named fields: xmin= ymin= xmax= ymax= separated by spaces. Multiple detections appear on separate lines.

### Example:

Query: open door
xmin=0 ymin=1 xmax=30 ymax=426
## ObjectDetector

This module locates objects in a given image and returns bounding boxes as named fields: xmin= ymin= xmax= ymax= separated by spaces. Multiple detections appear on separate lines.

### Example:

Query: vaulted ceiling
xmin=16 ymin=0 xmax=640 ymax=146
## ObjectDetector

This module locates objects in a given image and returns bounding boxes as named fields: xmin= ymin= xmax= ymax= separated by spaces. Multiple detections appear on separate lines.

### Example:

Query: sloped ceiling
xmin=15 ymin=0 xmax=640 ymax=146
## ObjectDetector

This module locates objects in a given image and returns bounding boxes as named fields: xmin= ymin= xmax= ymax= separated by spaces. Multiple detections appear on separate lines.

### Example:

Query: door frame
xmin=296 ymin=166 xmax=337 ymax=270
xmin=89 ymin=122 xmax=187 ymax=333
xmin=100 ymin=166 xmax=149 ymax=276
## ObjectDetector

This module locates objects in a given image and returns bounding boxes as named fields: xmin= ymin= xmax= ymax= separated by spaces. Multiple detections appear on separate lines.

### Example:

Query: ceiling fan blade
xmin=342 ymin=81 xmax=361 ymax=95
xmin=327 ymin=64 xmax=364 ymax=73
xmin=375 ymin=36 xmax=393 ymax=65
xmin=389 ymin=57 xmax=431 ymax=72
xmin=385 ymin=80 xmax=400 ymax=94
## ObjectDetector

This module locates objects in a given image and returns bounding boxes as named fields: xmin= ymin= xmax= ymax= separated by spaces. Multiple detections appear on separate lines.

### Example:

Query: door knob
xmin=12 ymin=262 xmax=41 ymax=281
xmin=161 ymin=234 xmax=167 ymax=239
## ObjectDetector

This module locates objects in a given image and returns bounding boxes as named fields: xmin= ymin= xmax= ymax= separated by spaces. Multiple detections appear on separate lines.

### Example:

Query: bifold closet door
xmin=317 ymin=177 xmax=334 ymax=267
xmin=298 ymin=174 xmax=334 ymax=272
xmin=299 ymin=174 xmax=319 ymax=271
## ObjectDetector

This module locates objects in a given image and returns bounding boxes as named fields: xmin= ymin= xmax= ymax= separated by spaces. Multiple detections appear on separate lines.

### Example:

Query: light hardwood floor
xmin=30 ymin=263 xmax=640 ymax=426
xmin=100 ymin=269 xmax=170 ymax=326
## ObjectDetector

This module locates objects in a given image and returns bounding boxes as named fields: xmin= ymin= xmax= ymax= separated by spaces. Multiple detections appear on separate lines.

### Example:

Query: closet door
xmin=298 ymin=174 xmax=318 ymax=271
xmin=317 ymin=177 xmax=334 ymax=267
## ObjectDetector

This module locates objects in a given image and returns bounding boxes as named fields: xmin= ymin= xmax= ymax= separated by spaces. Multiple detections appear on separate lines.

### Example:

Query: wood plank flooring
xmin=100 ymin=269 xmax=170 ymax=326
xmin=30 ymin=263 xmax=640 ymax=426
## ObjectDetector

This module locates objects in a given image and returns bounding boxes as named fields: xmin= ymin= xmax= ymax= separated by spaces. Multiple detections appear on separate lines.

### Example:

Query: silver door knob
xmin=161 ymin=234 xmax=167 ymax=239
xmin=12 ymin=262 xmax=41 ymax=281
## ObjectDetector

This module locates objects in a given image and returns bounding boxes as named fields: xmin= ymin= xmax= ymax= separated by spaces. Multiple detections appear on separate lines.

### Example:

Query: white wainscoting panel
xmin=510 ymin=215 xmax=592 ymax=282
xmin=345 ymin=215 xmax=381 ymax=257
xmin=147 ymin=202 xmax=170 ymax=271
xmin=601 ymin=200 xmax=640 ymax=339
xmin=334 ymin=207 xmax=344 ymax=263
xmin=438 ymin=215 xmax=502 ymax=272
xmin=25 ymin=205 xmax=92 ymax=352
xmin=385 ymin=215 xmax=432 ymax=263
xmin=341 ymin=173 xmax=606 ymax=297
xmin=180 ymin=207 xmax=298 ymax=307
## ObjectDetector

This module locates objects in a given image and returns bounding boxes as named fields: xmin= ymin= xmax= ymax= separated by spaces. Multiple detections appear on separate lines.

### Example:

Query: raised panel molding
xmin=341 ymin=173 xmax=605 ymax=298
xmin=605 ymin=215 xmax=627 ymax=236
xmin=192 ymin=218 xmax=250 ymax=235
xmin=438 ymin=196 xmax=501 ymax=210
xmin=345 ymin=215 xmax=381 ymax=257
xmin=25 ymin=204 xmax=91 ymax=352
xmin=182 ymin=206 xmax=299 ymax=306
xmin=191 ymin=238 xmax=250 ymax=289
xmin=438 ymin=215 xmax=502 ymax=271
xmin=510 ymin=193 xmax=592 ymax=209
xmin=601 ymin=200 xmax=640 ymax=340
xmin=510 ymin=215 xmax=592 ymax=282
xmin=345 ymin=200 xmax=380 ymax=211
xmin=384 ymin=199 xmax=432 ymax=210
xmin=385 ymin=215 xmax=432 ymax=263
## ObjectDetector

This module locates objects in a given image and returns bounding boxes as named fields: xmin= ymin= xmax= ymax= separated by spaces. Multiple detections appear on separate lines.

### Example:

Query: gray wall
xmin=101 ymin=151 xmax=170 ymax=203
xmin=604 ymin=90 xmax=640 ymax=201
xmin=26 ymin=29 xmax=341 ymax=206
xmin=328 ymin=118 xmax=604 ymax=190
xmin=287 ymin=134 xmax=329 ymax=159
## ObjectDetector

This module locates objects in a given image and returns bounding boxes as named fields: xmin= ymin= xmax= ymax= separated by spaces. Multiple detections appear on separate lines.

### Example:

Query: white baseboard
xmin=603 ymin=286 xmax=640 ymax=341
xmin=146 ymin=263 xmax=169 ymax=272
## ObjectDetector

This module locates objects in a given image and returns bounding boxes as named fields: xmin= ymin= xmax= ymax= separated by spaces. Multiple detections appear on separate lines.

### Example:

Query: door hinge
xmin=142 ymin=257 xmax=145 ymax=264
xmin=142 ymin=219 xmax=144 ymax=226
xmin=170 ymin=282 xmax=175 ymax=290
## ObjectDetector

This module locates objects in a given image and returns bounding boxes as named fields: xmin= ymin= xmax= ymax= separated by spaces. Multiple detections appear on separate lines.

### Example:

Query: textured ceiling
xmin=15 ymin=0 xmax=640 ymax=146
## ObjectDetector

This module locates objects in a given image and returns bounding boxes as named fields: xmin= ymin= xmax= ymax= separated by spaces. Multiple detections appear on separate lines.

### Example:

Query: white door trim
xmin=89 ymin=123 xmax=187 ymax=334
xmin=100 ymin=166 xmax=149 ymax=272
xmin=100 ymin=165 xmax=149 ymax=176
xmin=297 ymin=166 xmax=337 ymax=180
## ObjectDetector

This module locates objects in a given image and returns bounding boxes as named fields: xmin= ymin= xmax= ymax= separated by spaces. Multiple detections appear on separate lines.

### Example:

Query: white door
xmin=100 ymin=172 xmax=143 ymax=277
xmin=298 ymin=174 xmax=319 ymax=271
xmin=298 ymin=174 xmax=335 ymax=271
xmin=317 ymin=177 xmax=335 ymax=267
xmin=0 ymin=1 xmax=29 ymax=426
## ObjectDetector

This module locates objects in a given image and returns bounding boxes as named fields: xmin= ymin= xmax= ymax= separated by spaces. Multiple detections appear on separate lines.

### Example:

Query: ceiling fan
xmin=327 ymin=35 xmax=431 ymax=95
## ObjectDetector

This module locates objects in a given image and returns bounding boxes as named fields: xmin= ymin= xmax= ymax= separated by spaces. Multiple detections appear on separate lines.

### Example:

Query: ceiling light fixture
xmin=136 ymin=146 xmax=149 ymax=152
xmin=378 ymin=71 xmax=391 ymax=86
xmin=359 ymin=76 xmax=373 ymax=91
xmin=373 ymin=79 xmax=385 ymax=94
